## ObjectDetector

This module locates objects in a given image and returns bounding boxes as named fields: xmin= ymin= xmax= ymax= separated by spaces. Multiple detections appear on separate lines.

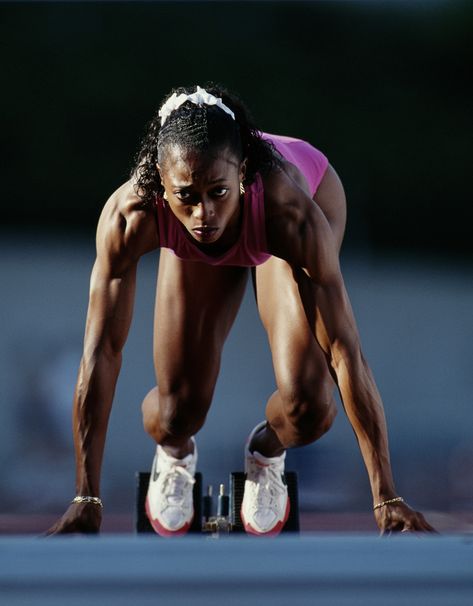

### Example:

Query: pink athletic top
xmin=155 ymin=132 xmax=328 ymax=266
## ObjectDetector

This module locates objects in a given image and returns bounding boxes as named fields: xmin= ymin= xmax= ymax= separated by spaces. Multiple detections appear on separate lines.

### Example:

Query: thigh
xmin=255 ymin=256 xmax=334 ymax=397
xmin=154 ymin=249 xmax=248 ymax=402
xmin=256 ymin=164 xmax=347 ymax=385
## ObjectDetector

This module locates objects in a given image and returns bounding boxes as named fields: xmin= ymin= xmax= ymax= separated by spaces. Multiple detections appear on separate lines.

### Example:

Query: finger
xmin=403 ymin=519 xmax=437 ymax=534
xmin=418 ymin=518 xmax=438 ymax=533
xmin=44 ymin=522 xmax=61 ymax=537
xmin=388 ymin=519 xmax=406 ymax=533
xmin=380 ymin=521 xmax=405 ymax=535
xmin=425 ymin=523 xmax=438 ymax=533
xmin=411 ymin=512 xmax=437 ymax=533
xmin=44 ymin=519 xmax=76 ymax=536
xmin=401 ymin=525 xmax=412 ymax=533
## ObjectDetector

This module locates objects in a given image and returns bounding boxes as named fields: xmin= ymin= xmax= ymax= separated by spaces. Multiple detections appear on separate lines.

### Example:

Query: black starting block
xmin=135 ymin=470 xmax=299 ymax=535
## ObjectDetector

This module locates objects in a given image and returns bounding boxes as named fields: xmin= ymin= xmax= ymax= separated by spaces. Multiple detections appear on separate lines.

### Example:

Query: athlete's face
xmin=158 ymin=145 xmax=246 ymax=246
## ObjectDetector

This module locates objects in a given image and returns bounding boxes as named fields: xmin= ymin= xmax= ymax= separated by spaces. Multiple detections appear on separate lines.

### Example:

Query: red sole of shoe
xmin=241 ymin=496 xmax=291 ymax=537
xmin=145 ymin=496 xmax=193 ymax=537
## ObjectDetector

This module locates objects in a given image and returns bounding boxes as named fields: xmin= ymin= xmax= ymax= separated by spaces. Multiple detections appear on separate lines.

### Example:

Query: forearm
xmin=312 ymin=278 xmax=398 ymax=504
xmin=73 ymin=350 xmax=122 ymax=496
xmin=334 ymin=350 xmax=397 ymax=504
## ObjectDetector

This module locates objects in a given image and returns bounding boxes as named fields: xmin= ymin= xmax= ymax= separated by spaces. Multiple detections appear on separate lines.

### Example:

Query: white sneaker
xmin=145 ymin=439 xmax=197 ymax=536
xmin=241 ymin=422 xmax=290 ymax=536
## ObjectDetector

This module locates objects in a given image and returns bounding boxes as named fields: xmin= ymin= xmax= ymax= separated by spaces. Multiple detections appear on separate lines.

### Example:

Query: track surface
xmin=1 ymin=534 xmax=472 ymax=605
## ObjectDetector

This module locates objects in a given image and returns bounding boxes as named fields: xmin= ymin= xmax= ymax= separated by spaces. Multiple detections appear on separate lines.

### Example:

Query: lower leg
xmin=249 ymin=421 xmax=285 ymax=458
xmin=249 ymin=390 xmax=337 ymax=457
xmin=248 ymin=391 xmax=285 ymax=457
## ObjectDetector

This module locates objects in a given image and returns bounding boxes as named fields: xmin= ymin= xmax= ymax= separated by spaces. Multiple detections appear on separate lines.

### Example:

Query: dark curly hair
xmin=131 ymin=84 xmax=280 ymax=206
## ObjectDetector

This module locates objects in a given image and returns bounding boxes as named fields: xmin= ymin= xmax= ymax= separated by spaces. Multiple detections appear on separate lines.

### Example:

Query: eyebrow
xmin=208 ymin=177 xmax=229 ymax=184
xmin=173 ymin=177 xmax=229 ymax=188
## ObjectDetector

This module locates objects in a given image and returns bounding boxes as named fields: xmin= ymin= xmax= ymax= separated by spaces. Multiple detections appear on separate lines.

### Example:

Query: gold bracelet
xmin=72 ymin=496 xmax=103 ymax=508
xmin=373 ymin=496 xmax=404 ymax=511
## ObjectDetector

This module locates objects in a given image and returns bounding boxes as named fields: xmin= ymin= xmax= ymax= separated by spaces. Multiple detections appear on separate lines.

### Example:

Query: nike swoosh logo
xmin=152 ymin=456 xmax=159 ymax=483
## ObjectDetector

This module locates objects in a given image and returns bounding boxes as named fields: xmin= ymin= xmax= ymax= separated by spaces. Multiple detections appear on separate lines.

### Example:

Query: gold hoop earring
xmin=240 ymin=182 xmax=245 ymax=195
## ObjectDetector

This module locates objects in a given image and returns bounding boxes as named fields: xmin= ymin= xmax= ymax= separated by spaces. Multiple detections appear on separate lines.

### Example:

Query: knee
xmin=277 ymin=380 xmax=337 ymax=447
xmin=142 ymin=386 xmax=210 ymax=444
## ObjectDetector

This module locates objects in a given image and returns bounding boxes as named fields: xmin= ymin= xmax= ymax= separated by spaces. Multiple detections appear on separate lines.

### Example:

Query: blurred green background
xmin=2 ymin=0 xmax=472 ymax=255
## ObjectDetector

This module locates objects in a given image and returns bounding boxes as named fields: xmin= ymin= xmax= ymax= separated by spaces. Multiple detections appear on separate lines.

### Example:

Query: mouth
xmin=192 ymin=226 xmax=219 ymax=240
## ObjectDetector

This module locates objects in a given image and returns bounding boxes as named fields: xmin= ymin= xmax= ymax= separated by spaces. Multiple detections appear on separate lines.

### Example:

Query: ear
xmin=156 ymin=163 xmax=166 ymax=188
xmin=239 ymin=157 xmax=248 ymax=182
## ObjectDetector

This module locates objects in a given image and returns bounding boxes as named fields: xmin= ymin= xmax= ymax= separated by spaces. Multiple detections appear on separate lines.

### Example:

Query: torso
xmin=153 ymin=133 xmax=329 ymax=267
xmin=98 ymin=134 xmax=330 ymax=270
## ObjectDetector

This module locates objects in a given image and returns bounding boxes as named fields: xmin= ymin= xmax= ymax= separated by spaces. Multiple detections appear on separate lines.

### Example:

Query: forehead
xmin=161 ymin=145 xmax=240 ymax=184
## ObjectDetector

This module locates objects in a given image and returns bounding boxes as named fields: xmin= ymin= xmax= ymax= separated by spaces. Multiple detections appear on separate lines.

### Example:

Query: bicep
xmin=84 ymin=259 xmax=137 ymax=357
xmin=266 ymin=176 xmax=361 ymax=362
xmin=83 ymin=209 xmax=138 ymax=357
xmin=302 ymin=214 xmax=361 ymax=359
xmin=266 ymin=166 xmax=346 ymax=285
xmin=298 ymin=201 xmax=342 ymax=287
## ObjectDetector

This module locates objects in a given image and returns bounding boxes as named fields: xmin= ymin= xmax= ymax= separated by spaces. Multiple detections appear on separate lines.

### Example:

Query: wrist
xmin=75 ymin=475 xmax=100 ymax=498
xmin=72 ymin=496 xmax=103 ymax=508
xmin=369 ymin=470 xmax=397 ymax=505
xmin=372 ymin=488 xmax=398 ymax=505
xmin=373 ymin=496 xmax=404 ymax=511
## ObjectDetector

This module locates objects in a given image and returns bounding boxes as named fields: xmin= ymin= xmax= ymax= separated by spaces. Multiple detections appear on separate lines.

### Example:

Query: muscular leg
xmin=251 ymin=258 xmax=338 ymax=456
xmin=251 ymin=166 xmax=347 ymax=456
xmin=142 ymin=249 xmax=248 ymax=457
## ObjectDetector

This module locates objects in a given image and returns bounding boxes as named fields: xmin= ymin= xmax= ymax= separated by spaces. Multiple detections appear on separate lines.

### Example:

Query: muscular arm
xmin=265 ymin=168 xmax=433 ymax=533
xmin=47 ymin=183 xmax=158 ymax=534
xmin=74 ymin=253 xmax=137 ymax=498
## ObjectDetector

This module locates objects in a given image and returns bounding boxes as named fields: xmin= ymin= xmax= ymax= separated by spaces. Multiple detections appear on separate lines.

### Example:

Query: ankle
xmin=253 ymin=445 xmax=286 ymax=458
xmin=249 ymin=424 xmax=285 ymax=458
xmin=161 ymin=438 xmax=194 ymax=459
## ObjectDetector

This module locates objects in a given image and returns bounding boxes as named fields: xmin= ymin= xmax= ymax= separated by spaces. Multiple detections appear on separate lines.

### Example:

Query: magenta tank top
xmin=155 ymin=132 xmax=328 ymax=266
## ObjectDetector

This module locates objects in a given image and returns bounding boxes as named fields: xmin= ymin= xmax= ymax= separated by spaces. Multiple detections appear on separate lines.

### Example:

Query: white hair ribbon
xmin=158 ymin=86 xmax=235 ymax=126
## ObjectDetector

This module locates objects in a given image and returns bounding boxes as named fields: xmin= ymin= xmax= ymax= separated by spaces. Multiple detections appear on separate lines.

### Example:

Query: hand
xmin=45 ymin=502 xmax=102 ymax=536
xmin=374 ymin=501 xmax=436 ymax=535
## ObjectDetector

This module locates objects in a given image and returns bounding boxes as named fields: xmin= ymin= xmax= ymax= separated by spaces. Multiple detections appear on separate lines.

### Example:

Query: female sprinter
xmin=47 ymin=85 xmax=433 ymax=536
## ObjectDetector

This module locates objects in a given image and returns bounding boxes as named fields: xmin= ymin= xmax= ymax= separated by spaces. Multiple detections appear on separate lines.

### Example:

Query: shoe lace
xmin=248 ymin=459 xmax=286 ymax=509
xmin=161 ymin=465 xmax=195 ymax=501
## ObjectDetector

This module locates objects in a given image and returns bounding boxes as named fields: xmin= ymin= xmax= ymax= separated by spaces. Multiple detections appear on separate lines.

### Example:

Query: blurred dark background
xmin=2 ymin=0 xmax=472 ymax=254
xmin=1 ymin=1 xmax=472 ymax=524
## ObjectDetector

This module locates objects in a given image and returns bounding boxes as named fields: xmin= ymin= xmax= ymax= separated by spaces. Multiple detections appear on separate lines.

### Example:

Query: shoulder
xmin=262 ymin=159 xmax=345 ymax=230
xmin=96 ymin=180 xmax=159 ymax=273
xmin=262 ymin=164 xmax=309 ymax=229
xmin=261 ymin=165 xmax=336 ymax=269
xmin=261 ymin=166 xmax=312 ymax=262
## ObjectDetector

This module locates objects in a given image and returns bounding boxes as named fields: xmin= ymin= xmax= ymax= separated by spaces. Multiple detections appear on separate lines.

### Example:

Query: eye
xmin=174 ymin=190 xmax=191 ymax=201
xmin=212 ymin=187 xmax=228 ymax=197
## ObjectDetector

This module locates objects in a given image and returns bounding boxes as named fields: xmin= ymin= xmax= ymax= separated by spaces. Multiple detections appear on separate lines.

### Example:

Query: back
xmin=261 ymin=133 xmax=328 ymax=196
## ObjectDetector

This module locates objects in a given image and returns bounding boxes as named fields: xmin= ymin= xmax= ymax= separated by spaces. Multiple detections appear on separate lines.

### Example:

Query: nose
xmin=193 ymin=200 xmax=215 ymax=222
